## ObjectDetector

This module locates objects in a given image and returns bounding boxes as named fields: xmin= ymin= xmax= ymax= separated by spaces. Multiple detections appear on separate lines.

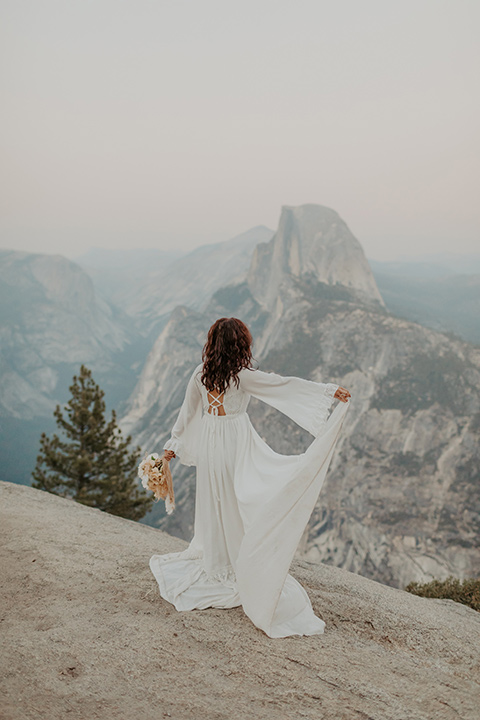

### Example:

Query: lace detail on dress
xmin=205 ymin=565 xmax=237 ymax=585
xmin=311 ymin=383 xmax=339 ymax=436
xmin=324 ymin=383 xmax=339 ymax=399
xmin=180 ymin=542 xmax=237 ymax=586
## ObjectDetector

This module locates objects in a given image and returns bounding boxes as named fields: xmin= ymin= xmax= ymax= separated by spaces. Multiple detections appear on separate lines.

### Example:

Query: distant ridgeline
xmin=1 ymin=206 xmax=479 ymax=591
xmin=370 ymin=258 xmax=480 ymax=346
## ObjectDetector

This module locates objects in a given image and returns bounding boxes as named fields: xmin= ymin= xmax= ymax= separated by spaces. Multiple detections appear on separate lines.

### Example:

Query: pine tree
xmin=32 ymin=365 xmax=153 ymax=521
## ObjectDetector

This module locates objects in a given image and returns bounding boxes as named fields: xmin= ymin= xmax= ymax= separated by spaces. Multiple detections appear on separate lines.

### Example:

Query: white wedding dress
xmin=149 ymin=364 xmax=350 ymax=638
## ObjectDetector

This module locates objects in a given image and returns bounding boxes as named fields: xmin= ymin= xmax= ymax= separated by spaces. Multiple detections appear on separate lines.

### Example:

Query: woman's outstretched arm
xmin=239 ymin=366 xmax=350 ymax=437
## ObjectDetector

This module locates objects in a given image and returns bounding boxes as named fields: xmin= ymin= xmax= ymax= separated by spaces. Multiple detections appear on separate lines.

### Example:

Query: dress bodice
xmin=163 ymin=362 xmax=340 ymax=466
xmin=193 ymin=365 xmax=250 ymax=417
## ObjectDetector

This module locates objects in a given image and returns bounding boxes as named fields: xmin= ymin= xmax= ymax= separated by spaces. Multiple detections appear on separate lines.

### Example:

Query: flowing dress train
xmin=149 ymin=364 xmax=350 ymax=638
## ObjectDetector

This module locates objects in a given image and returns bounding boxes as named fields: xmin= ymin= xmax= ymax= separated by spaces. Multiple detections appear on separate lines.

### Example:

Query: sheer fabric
xmin=150 ymin=363 xmax=350 ymax=638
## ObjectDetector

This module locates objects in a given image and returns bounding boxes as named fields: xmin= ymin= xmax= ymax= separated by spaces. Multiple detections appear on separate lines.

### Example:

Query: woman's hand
xmin=163 ymin=450 xmax=176 ymax=461
xmin=334 ymin=386 xmax=351 ymax=403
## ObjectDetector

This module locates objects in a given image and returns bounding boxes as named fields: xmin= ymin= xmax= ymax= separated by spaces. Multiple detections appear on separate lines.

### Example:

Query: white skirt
xmin=150 ymin=401 xmax=349 ymax=638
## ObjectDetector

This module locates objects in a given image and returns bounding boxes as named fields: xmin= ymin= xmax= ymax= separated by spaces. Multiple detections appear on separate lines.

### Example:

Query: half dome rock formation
xmin=1 ymin=480 xmax=479 ymax=720
xmin=247 ymin=204 xmax=384 ymax=311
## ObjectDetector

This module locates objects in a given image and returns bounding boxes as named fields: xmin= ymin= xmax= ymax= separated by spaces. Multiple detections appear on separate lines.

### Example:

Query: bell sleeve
xmin=163 ymin=364 xmax=203 ymax=466
xmin=239 ymin=367 xmax=339 ymax=437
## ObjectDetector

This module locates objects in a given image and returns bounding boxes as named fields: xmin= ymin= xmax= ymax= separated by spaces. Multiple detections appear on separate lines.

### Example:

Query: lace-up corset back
xmin=196 ymin=371 xmax=250 ymax=418
xmin=207 ymin=389 xmax=225 ymax=416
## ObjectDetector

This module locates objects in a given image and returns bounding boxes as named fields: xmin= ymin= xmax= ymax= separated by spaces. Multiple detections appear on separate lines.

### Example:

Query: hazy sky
xmin=1 ymin=0 xmax=479 ymax=261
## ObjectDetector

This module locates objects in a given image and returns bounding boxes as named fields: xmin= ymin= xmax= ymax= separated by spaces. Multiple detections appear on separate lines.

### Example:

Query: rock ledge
xmin=1 ymin=481 xmax=479 ymax=720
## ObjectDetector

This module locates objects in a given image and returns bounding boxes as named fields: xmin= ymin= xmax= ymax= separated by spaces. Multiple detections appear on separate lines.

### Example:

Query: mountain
xmin=111 ymin=226 xmax=274 ymax=336
xmin=75 ymin=247 xmax=183 ymax=308
xmin=393 ymin=252 xmax=480 ymax=276
xmin=0 ymin=250 xmax=142 ymax=485
xmin=1 ymin=226 xmax=272 ymax=488
xmin=370 ymin=260 xmax=480 ymax=345
xmin=0 ymin=250 xmax=142 ymax=416
xmin=123 ymin=205 xmax=480 ymax=589
xmin=369 ymin=259 xmax=454 ymax=279
xmin=2 ymin=480 xmax=479 ymax=720
xmin=4 ymin=206 xmax=479 ymax=590
xmin=1 ymin=225 xmax=272 ymax=485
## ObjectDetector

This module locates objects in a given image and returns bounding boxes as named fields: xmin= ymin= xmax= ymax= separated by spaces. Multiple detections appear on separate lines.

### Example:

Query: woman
xmin=149 ymin=317 xmax=351 ymax=638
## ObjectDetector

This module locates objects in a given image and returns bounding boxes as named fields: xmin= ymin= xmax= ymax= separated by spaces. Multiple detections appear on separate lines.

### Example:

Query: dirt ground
xmin=1 ymin=480 xmax=479 ymax=720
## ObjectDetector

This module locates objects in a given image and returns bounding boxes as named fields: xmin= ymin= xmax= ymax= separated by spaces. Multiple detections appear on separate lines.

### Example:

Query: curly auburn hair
xmin=201 ymin=318 xmax=254 ymax=392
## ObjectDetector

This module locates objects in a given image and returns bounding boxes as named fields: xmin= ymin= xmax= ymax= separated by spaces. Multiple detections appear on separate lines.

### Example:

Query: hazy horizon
xmin=1 ymin=1 xmax=479 ymax=262
xmin=3 ymin=226 xmax=480 ymax=271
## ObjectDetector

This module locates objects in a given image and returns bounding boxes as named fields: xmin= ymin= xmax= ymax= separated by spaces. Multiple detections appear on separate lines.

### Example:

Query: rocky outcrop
xmin=123 ymin=205 xmax=480 ymax=589
xmin=1 ymin=480 xmax=478 ymax=720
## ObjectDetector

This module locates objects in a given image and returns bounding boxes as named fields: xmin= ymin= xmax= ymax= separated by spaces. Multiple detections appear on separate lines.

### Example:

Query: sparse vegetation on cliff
xmin=405 ymin=576 xmax=480 ymax=612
